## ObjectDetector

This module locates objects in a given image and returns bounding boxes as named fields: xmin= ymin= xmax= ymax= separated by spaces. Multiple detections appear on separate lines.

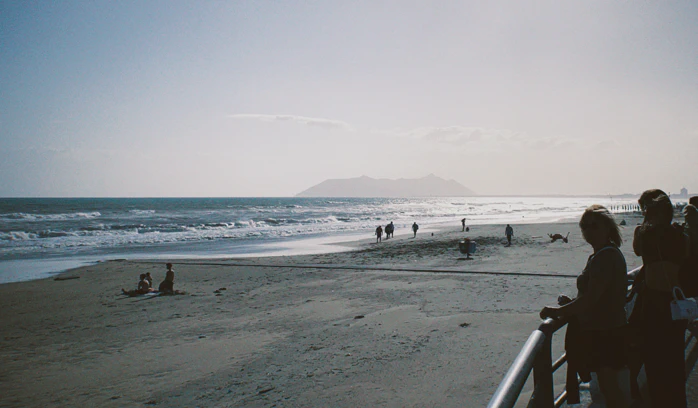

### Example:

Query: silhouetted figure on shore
xmin=461 ymin=218 xmax=466 ymax=232
xmin=412 ymin=222 xmax=419 ymax=238
xmin=385 ymin=222 xmax=394 ymax=239
xmin=505 ymin=224 xmax=514 ymax=246
xmin=375 ymin=226 xmax=383 ymax=243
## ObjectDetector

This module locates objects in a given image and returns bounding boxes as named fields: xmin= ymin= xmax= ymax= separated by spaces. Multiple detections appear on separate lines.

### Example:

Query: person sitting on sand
xmin=158 ymin=269 xmax=185 ymax=295
xmin=121 ymin=274 xmax=154 ymax=296
xmin=145 ymin=272 xmax=153 ymax=288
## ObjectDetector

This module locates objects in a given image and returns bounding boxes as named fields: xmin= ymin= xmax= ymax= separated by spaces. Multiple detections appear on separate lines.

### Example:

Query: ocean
xmin=0 ymin=196 xmax=637 ymax=283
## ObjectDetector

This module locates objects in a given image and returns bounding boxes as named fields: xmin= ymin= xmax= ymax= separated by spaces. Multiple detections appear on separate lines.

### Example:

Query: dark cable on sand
xmin=129 ymin=260 xmax=579 ymax=279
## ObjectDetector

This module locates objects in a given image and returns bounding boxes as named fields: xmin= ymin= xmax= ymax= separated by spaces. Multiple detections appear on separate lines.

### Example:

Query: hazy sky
xmin=1 ymin=1 xmax=697 ymax=197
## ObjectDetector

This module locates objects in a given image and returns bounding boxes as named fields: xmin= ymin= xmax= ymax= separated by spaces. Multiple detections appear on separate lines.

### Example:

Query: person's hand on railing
xmin=539 ymin=306 xmax=562 ymax=320
xmin=557 ymin=294 xmax=573 ymax=306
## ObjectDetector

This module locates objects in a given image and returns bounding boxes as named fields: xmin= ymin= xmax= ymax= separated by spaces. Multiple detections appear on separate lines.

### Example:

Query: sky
xmin=1 ymin=1 xmax=697 ymax=197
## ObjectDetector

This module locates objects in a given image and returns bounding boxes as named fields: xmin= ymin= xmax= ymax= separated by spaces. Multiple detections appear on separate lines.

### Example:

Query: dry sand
xmin=0 ymin=215 xmax=646 ymax=407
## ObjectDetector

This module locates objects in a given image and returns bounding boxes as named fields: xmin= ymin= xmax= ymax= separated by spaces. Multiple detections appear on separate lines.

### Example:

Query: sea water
xmin=0 ymin=196 xmax=637 ymax=283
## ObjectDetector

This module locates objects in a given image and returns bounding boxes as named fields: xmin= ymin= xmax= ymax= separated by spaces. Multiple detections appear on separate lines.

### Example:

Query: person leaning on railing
xmin=540 ymin=205 xmax=630 ymax=408
xmin=631 ymin=190 xmax=688 ymax=408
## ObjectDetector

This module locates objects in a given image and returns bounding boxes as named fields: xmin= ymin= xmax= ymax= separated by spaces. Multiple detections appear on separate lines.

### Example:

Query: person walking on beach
xmin=540 ymin=205 xmax=630 ymax=407
xmin=412 ymin=222 xmax=419 ymax=238
xmin=385 ymin=222 xmax=394 ymax=239
xmin=505 ymin=224 xmax=514 ymax=246
xmin=375 ymin=225 xmax=383 ymax=243
xmin=461 ymin=218 xmax=466 ymax=232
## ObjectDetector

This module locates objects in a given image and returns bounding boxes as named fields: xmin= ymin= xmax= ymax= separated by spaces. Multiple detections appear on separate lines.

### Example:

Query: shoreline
xmin=1 ymin=214 xmax=646 ymax=407
xmin=1 ymin=212 xmax=590 ymax=285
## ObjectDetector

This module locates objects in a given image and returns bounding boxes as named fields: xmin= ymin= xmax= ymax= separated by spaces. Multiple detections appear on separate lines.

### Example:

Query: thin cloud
xmin=591 ymin=140 xmax=622 ymax=151
xmin=229 ymin=114 xmax=352 ymax=130
xmin=376 ymin=125 xmax=578 ymax=151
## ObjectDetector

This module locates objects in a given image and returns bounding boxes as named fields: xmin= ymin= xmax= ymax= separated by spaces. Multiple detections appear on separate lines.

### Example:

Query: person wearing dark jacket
xmin=632 ymin=190 xmax=688 ymax=408
xmin=540 ymin=205 xmax=630 ymax=407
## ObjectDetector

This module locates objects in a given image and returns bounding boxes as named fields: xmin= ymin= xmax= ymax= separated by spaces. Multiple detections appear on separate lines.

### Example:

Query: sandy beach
xmin=0 ymin=216 xmax=647 ymax=407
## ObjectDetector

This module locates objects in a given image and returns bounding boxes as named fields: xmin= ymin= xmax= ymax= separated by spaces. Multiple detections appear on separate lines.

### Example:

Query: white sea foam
xmin=129 ymin=209 xmax=156 ymax=215
xmin=0 ymin=196 xmax=641 ymax=281
xmin=0 ymin=211 xmax=101 ymax=221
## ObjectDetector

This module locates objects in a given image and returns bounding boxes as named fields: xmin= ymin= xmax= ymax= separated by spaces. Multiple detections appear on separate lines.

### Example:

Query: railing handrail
xmin=487 ymin=266 xmax=643 ymax=408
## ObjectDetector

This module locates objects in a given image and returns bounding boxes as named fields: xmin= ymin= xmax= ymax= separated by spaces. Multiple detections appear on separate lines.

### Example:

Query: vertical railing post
xmin=527 ymin=326 xmax=554 ymax=407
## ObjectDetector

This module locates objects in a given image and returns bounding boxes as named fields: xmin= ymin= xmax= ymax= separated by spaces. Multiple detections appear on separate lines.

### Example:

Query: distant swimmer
xmin=375 ymin=225 xmax=383 ymax=243
xmin=505 ymin=224 xmax=514 ymax=246
xmin=412 ymin=222 xmax=419 ymax=238
xmin=461 ymin=218 xmax=466 ymax=232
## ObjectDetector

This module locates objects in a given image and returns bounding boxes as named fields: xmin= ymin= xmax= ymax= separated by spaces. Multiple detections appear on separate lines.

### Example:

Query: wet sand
xmin=0 ymin=215 xmax=645 ymax=407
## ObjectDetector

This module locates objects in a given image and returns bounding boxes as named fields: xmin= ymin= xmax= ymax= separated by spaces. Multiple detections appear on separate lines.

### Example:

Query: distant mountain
xmin=296 ymin=174 xmax=476 ymax=197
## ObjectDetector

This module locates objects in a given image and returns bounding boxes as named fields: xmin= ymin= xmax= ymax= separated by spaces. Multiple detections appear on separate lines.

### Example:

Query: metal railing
xmin=487 ymin=266 xmax=644 ymax=408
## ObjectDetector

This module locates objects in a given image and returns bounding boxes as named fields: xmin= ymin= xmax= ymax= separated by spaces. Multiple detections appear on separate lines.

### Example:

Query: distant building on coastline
xmin=678 ymin=187 xmax=689 ymax=199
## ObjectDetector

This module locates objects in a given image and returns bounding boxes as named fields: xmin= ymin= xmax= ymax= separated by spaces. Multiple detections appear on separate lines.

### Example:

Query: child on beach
xmin=375 ymin=226 xmax=383 ymax=243
xmin=412 ymin=222 xmax=418 ymax=238
xmin=145 ymin=272 xmax=153 ymax=288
